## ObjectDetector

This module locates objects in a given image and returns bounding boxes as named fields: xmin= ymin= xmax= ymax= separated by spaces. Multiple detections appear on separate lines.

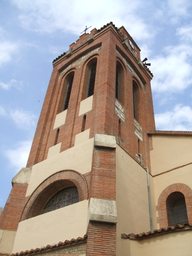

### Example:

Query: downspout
xmin=146 ymin=167 xmax=153 ymax=231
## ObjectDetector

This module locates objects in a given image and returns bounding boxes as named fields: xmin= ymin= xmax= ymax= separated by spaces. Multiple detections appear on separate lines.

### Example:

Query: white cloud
xmin=5 ymin=140 xmax=32 ymax=172
xmin=0 ymin=79 xmax=23 ymax=90
xmin=140 ymin=44 xmax=152 ymax=61
xmin=10 ymin=109 xmax=36 ymax=130
xmin=168 ymin=0 xmax=192 ymax=22
xmin=11 ymin=0 xmax=152 ymax=41
xmin=0 ymin=41 xmax=19 ymax=66
xmin=0 ymin=106 xmax=6 ymax=116
xmin=151 ymin=44 xmax=192 ymax=93
xmin=155 ymin=104 xmax=192 ymax=130
xmin=177 ymin=24 xmax=192 ymax=42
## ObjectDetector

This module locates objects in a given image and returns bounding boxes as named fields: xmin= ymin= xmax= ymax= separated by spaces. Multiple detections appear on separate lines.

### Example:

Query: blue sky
xmin=1 ymin=0 xmax=192 ymax=208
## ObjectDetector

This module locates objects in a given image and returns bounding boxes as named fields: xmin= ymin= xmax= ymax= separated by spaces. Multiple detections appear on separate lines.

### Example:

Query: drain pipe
xmin=145 ymin=167 xmax=153 ymax=231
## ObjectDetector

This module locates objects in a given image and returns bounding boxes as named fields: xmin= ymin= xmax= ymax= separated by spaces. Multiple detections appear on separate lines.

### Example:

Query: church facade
xmin=0 ymin=22 xmax=192 ymax=256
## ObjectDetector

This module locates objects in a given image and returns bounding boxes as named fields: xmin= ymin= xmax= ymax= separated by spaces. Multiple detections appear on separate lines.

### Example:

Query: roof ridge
xmin=11 ymin=234 xmax=87 ymax=256
xmin=121 ymin=223 xmax=192 ymax=240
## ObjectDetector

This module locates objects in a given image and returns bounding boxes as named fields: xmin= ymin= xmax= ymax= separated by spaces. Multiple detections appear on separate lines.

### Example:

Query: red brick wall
xmin=90 ymin=147 xmax=116 ymax=200
xmin=86 ymin=222 xmax=116 ymax=256
xmin=0 ymin=183 xmax=28 ymax=231
xmin=26 ymin=24 xmax=155 ymax=171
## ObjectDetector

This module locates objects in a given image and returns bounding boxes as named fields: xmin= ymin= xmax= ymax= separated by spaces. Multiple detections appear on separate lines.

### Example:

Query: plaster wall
xmin=53 ymin=110 xmax=67 ymax=129
xmin=116 ymin=145 xmax=150 ymax=255
xmin=12 ymin=200 xmax=88 ymax=253
xmin=27 ymin=138 xmax=94 ymax=196
xmin=79 ymin=95 xmax=93 ymax=116
xmin=0 ymin=230 xmax=16 ymax=254
xmin=75 ymin=129 xmax=90 ymax=146
xmin=47 ymin=143 xmax=61 ymax=158
xmin=150 ymin=135 xmax=192 ymax=175
xmin=150 ymin=135 xmax=192 ymax=228
xmin=121 ymin=230 xmax=192 ymax=256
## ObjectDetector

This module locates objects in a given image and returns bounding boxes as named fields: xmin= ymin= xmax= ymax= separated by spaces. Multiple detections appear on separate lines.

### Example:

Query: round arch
xmin=157 ymin=183 xmax=192 ymax=227
xmin=57 ymin=68 xmax=76 ymax=114
xmin=115 ymin=59 xmax=126 ymax=104
xmin=20 ymin=170 xmax=89 ymax=220
xmin=132 ymin=76 xmax=143 ymax=91
xmin=81 ymin=54 xmax=99 ymax=101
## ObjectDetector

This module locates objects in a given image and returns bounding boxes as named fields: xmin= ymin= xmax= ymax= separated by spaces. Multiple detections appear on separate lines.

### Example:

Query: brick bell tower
xmin=0 ymin=22 xmax=155 ymax=256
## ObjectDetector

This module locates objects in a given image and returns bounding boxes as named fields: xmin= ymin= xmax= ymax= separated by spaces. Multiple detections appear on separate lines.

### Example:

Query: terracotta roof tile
xmin=11 ymin=234 xmax=87 ymax=256
xmin=148 ymin=130 xmax=192 ymax=136
xmin=121 ymin=223 xmax=192 ymax=240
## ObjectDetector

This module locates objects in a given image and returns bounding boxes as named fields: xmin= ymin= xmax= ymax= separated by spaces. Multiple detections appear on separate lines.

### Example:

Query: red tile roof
xmin=121 ymin=224 xmax=192 ymax=240
xmin=148 ymin=130 xmax=192 ymax=136
xmin=11 ymin=234 xmax=87 ymax=256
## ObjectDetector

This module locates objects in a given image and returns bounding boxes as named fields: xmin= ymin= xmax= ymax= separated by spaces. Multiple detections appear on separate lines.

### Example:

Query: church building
xmin=0 ymin=22 xmax=192 ymax=256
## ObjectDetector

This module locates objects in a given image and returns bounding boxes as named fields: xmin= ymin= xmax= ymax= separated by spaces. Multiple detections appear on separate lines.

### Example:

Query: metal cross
xmin=81 ymin=25 xmax=92 ymax=34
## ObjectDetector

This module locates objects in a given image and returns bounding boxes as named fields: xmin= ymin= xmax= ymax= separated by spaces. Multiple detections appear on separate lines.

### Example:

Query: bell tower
xmin=0 ymin=22 xmax=155 ymax=256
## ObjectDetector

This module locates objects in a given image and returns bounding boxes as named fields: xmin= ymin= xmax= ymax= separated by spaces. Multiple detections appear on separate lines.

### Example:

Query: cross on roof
xmin=81 ymin=25 xmax=92 ymax=34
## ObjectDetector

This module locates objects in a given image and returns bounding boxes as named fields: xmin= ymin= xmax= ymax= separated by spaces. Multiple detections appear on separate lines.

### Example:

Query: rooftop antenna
xmin=81 ymin=25 xmax=92 ymax=34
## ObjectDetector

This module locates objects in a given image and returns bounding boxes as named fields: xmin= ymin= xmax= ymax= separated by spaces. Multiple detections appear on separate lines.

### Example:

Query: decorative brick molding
xmin=157 ymin=183 xmax=192 ymax=227
xmin=21 ymin=170 xmax=89 ymax=220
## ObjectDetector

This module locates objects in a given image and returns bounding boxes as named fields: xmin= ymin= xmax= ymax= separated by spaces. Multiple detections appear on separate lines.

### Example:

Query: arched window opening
xmin=82 ymin=58 xmax=97 ymax=100
xmin=87 ymin=61 xmax=97 ymax=97
xmin=116 ymin=62 xmax=124 ymax=104
xmin=166 ymin=192 xmax=188 ymax=226
xmin=58 ymin=72 xmax=74 ymax=113
xmin=133 ymin=81 xmax=140 ymax=122
xmin=82 ymin=115 xmax=86 ymax=132
xmin=54 ymin=128 xmax=60 ymax=145
xmin=42 ymin=186 xmax=79 ymax=214
xmin=63 ymin=73 xmax=74 ymax=111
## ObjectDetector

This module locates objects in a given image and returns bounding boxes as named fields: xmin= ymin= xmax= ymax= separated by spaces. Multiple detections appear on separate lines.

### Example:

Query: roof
xmin=148 ymin=130 xmax=192 ymax=136
xmin=11 ymin=234 xmax=87 ymax=256
xmin=52 ymin=22 xmax=118 ymax=64
xmin=121 ymin=223 xmax=192 ymax=240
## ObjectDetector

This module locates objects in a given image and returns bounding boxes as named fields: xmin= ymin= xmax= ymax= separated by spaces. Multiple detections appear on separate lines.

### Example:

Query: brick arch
xmin=57 ymin=68 xmax=76 ymax=114
xmin=132 ymin=76 xmax=144 ymax=91
xmin=157 ymin=183 xmax=192 ymax=227
xmin=21 ymin=170 xmax=89 ymax=221
xmin=81 ymin=54 xmax=99 ymax=101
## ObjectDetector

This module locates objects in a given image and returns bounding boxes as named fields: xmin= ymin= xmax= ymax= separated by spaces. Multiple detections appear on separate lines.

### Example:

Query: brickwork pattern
xmin=26 ymin=24 xmax=155 ymax=172
xmin=90 ymin=147 xmax=116 ymax=200
xmin=21 ymin=170 xmax=89 ymax=220
xmin=0 ymin=183 xmax=28 ymax=231
xmin=157 ymin=183 xmax=192 ymax=227
xmin=86 ymin=222 xmax=116 ymax=256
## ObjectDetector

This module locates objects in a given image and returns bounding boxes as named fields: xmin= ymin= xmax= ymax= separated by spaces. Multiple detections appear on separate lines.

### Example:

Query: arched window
xmin=166 ymin=192 xmax=188 ymax=226
xmin=63 ymin=73 xmax=74 ymax=111
xmin=42 ymin=186 xmax=79 ymax=214
xmin=58 ymin=72 xmax=74 ymax=113
xmin=133 ymin=80 xmax=140 ymax=122
xmin=82 ymin=58 xmax=97 ymax=100
xmin=116 ymin=61 xmax=124 ymax=104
